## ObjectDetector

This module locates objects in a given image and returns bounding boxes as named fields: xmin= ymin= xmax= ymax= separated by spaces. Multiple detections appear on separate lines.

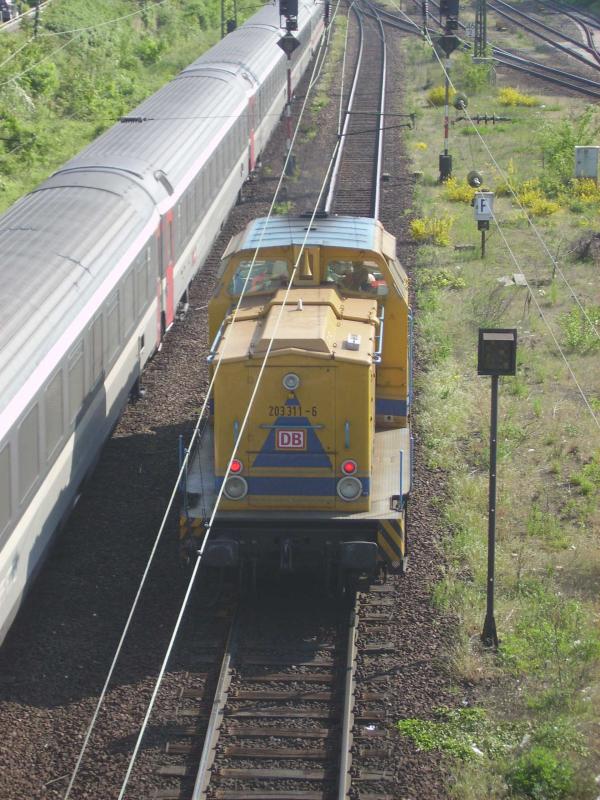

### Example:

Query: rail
xmin=324 ymin=2 xmax=388 ymax=218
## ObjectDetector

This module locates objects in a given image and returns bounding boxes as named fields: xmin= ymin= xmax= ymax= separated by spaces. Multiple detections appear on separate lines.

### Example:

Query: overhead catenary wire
xmin=0 ymin=0 xmax=172 ymax=79
xmin=489 ymin=205 xmax=600 ymax=429
xmin=414 ymin=17 xmax=600 ymax=429
xmin=114 ymin=13 xmax=351 ymax=800
xmin=61 ymin=7 xmax=343 ymax=798
xmin=389 ymin=0 xmax=600 ymax=341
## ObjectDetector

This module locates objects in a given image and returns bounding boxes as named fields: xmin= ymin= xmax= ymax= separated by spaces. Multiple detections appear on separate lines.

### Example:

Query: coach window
xmin=136 ymin=258 xmax=147 ymax=315
xmin=68 ymin=342 xmax=85 ymax=424
xmin=45 ymin=370 xmax=64 ymax=460
xmin=106 ymin=292 xmax=120 ymax=365
xmin=0 ymin=444 xmax=11 ymax=535
xmin=18 ymin=405 xmax=39 ymax=504
xmin=122 ymin=270 xmax=135 ymax=338
xmin=146 ymin=246 xmax=154 ymax=301
xmin=91 ymin=314 xmax=103 ymax=386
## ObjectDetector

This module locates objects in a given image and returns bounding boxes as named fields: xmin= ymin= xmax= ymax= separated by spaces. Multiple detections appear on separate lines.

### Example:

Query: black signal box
xmin=439 ymin=0 xmax=459 ymax=17
xmin=478 ymin=329 xmax=518 ymax=376
xmin=280 ymin=0 xmax=298 ymax=18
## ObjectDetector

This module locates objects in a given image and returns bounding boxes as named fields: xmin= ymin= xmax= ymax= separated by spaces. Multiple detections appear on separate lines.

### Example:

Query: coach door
xmin=161 ymin=210 xmax=175 ymax=332
xmin=248 ymin=94 xmax=256 ymax=172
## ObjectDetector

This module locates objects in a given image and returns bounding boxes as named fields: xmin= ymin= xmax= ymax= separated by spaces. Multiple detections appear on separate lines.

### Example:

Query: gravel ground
xmin=0 ymin=13 xmax=461 ymax=800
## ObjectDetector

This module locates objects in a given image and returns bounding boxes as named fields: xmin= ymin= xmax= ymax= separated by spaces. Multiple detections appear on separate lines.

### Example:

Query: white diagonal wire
xmin=418 ymin=18 xmax=600 ymax=342
xmin=115 ymin=31 xmax=347 ymax=800
xmin=62 ymin=11 xmax=339 ymax=798
xmin=489 ymin=206 xmax=600 ymax=428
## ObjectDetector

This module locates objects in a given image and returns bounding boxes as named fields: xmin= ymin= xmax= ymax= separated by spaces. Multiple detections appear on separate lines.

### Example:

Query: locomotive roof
xmin=229 ymin=216 xmax=397 ymax=260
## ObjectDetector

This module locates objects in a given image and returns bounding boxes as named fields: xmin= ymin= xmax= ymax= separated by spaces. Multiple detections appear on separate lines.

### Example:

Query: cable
xmin=399 ymin=2 xmax=600 ymax=341
xmin=0 ymin=32 xmax=78 ymax=89
xmin=37 ymin=0 xmax=172 ymax=38
xmin=489 ymin=204 xmax=600 ymax=429
xmin=114 ymin=16 xmax=346 ymax=800
xmin=0 ymin=0 xmax=172 ymax=81
xmin=61 ymin=11 xmax=336 ymax=797
xmin=416 ymin=20 xmax=600 ymax=429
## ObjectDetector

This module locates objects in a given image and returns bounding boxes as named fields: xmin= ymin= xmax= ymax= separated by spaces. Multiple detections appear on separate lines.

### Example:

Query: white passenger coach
xmin=0 ymin=0 xmax=324 ymax=643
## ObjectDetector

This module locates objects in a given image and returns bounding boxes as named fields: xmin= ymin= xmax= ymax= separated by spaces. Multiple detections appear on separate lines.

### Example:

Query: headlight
xmin=282 ymin=372 xmax=300 ymax=391
xmin=336 ymin=476 xmax=362 ymax=501
xmin=223 ymin=476 xmax=248 ymax=500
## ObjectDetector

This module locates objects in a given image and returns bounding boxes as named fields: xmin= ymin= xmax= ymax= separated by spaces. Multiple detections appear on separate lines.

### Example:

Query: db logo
xmin=276 ymin=429 xmax=306 ymax=450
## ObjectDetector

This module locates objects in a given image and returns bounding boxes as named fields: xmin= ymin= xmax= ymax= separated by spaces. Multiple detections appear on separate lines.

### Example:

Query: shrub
xmin=560 ymin=305 xmax=600 ymax=353
xmin=427 ymin=85 xmax=456 ymax=107
xmin=515 ymin=180 xmax=561 ymax=216
xmin=567 ymin=177 xmax=600 ymax=203
xmin=419 ymin=267 xmax=465 ymax=290
xmin=396 ymin=706 xmax=522 ymax=761
xmin=506 ymin=746 xmax=575 ymax=800
xmin=571 ymin=452 xmax=600 ymax=495
xmin=444 ymin=176 xmax=477 ymax=204
xmin=135 ymin=36 xmax=164 ymax=65
xmin=454 ymin=50 xmax=493 ymax=93
xmin=500 ymin=589 xmax=600 ymax=698
xmin=410 ymin=216 xmax=453 ymax=246
xmin=498 ymin=87 xmax=539 ymax=107
xmin=539 ymin=106 xmax=600 ymax=188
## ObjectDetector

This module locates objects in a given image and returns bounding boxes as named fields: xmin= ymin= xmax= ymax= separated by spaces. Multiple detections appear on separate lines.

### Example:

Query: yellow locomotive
xmin=181 ymin=215 xmax=412 ymax=585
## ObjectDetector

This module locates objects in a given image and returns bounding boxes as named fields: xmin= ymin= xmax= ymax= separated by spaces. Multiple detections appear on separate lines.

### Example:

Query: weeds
xmin=410 ymin=215 xmax=453 ymax=245
xmin=506 ymin=747 xmax=575 ymax=800
xmin=560 ymin=305 xmax=600 ymax=352
xmin=444 ymin=177 xmax=477 ymax=204
xmin=396 ymin=707 xmax=522 ymax=761
xmin=498 ymin=87 xmax=539 ymax=106
xmin=427 ymin=85 xmax=456 ymax=107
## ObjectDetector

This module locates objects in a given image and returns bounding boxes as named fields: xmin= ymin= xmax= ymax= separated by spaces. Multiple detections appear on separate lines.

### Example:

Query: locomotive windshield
xmin=324 ymin=260 xmax=388 ymax=297
xmin=228 ymin=259 xmax=289 ymax=297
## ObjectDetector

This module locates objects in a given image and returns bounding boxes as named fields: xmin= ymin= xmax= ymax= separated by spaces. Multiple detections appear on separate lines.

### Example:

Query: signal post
xmin=278 ymin=0 xmax=300 ymax=176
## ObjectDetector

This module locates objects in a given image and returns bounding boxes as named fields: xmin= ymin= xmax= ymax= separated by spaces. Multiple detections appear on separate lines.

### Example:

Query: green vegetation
xmin=397 ymin=706 xmax=523 ymax=761
xmin=409 ymin=215 xmax=454 ymax=245
xmin=311 ymin=15 xmax=346 ymax=113
xmin=498 ymin=87 xmax=540 ymax=107
xmin=427 ymin=84 xmax=456 ymax=107
xmin=399 ymin=33 xmax=600 ymax=799
xmin=0 ymin=0 xmax=248 ymax=210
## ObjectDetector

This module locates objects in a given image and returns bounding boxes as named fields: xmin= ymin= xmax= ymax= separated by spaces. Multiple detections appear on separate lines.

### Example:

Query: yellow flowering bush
xmin=516 ymin=181 xmax=560 ymax=216
xmin=410 ymin=215 xmax=454 ymax=245
xmin=568 ymin=178 xmax=600 ymax=203
xmin=498 ymin=87 xmax=539 ymax=107
xmin=427 ymin=85 xmax=456 ymax=107
xmin=445 ymin=177 xmax=477 ymax=204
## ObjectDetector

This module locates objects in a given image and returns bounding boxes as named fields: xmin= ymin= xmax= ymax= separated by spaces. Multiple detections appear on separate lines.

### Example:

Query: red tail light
xmin=341 ymin=459 xmax=357 ymax=474
xmin=230 ymin=459 xmax=243 ymax=474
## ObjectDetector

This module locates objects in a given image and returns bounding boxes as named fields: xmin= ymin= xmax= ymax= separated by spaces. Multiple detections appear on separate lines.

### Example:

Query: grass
xmin=398 ymin=32 xmax=600 ymax=799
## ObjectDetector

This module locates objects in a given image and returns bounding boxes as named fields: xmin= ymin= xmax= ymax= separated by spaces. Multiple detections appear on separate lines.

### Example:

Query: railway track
xmin=488 ymin=0 xmax=600 ymax=70
xmin=325 ymin=3 xmax=387 ymax=218
xmin=535 ymin=0 xmax=600 ymax=62
xmin=151 ymin=585 xmax=396 ymax=800
xmin=395 ymin=0 xmax=600 ymax=99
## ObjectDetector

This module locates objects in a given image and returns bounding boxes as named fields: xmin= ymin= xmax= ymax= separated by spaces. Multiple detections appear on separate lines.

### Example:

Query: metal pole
xmin=482 ymin=374 xmax=499 ymax=648
xmin=438 ymin=56 xmax=452 ymax=181
xmin=481 ymin=228 xmax=485 ymax=258
xmin=443 ymin=59 xmax=450 ymax=157
xmin=285 ymin=60 xmax=295 ymax=175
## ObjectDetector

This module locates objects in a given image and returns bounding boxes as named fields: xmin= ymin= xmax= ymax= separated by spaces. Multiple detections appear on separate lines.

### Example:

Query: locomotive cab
xmin=181 ymin=216 xmax=412 ymax=585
